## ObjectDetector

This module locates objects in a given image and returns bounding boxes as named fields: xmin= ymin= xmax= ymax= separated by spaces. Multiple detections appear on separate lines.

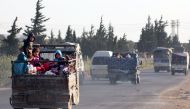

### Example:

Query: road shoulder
xmin=159 ymin=76 xmax=190 ymax=109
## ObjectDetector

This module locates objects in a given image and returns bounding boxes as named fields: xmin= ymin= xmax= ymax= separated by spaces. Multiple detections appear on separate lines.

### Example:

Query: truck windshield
xmin=92 ymin=57 xmax=110 ymax=65
xmin=172 ymin=55 xmax=187 ymax=64
xmin=154 ymin=51 xmax=170 ymax=58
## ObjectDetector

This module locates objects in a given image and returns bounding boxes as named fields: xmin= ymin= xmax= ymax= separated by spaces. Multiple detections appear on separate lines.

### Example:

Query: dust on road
xmin=160 ymin=76 xmax=190 ymax=109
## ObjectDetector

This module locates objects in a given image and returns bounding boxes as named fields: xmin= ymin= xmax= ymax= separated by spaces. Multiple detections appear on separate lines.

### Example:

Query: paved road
xmin=0 ymin=69 xmax=188 ymax=109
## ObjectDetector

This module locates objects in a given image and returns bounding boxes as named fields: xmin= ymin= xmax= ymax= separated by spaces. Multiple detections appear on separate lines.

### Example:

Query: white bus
xmin=153 ymin=47 xmax=172 ymax=72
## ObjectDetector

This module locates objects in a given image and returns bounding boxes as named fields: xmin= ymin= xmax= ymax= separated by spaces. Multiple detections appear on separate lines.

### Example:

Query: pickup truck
xmin=108 ymin=53 xmax=141 ymax=84
xmin=10 ymin=43 xmax=82 ymax=109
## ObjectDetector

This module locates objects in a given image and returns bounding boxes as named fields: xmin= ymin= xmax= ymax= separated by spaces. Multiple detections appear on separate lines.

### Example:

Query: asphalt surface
xmin=0 ymin=68 xmax=188 ymax=109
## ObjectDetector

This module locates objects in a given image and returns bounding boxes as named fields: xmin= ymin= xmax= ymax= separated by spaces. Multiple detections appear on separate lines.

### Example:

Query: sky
xmin=0 ymin=0 xmax=190 ymax=42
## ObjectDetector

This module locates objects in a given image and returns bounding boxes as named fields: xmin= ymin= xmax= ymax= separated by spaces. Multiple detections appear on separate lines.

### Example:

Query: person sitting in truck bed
xmin=23 ymin=33 xmax=35 ymax=58
xmin=44 ymin=50 xmax=66 ymax=75
xmin=13 ymin=47 xmax=28 ymax=75
xmin=30 ymin=47 xmax=41 ymax=66
xmin=54 ymin=50 xmax=64 ymax=62
xmin=27 ymin=47 xmax=52 ymax=75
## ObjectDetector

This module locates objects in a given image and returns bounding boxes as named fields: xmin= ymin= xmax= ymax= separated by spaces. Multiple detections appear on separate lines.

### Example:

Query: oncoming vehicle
xmin=171 ymin=52 xmax=189 ymax=76
xmin=90 ymin=51 xmax=113 ymax=80
xmin=108 ymin=52 xmax=141 ymax=84
xmin=10 ymin=43 xmax=82 ymax=109
xmin=153 ymin=47 xmax=172 ymax=72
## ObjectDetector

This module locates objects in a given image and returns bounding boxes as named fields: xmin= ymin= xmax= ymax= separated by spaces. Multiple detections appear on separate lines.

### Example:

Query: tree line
xmin=138 ymin=16 xmax=181 ymax=53
xmin=0 ymin=0 xmax=181 ymax=57
xmin=0 ymin=0 xmax=135 ymax=57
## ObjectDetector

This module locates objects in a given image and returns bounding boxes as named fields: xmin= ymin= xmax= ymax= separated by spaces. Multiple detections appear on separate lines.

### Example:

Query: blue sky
xmin=0 ymin=0 xmax=190 ymax=42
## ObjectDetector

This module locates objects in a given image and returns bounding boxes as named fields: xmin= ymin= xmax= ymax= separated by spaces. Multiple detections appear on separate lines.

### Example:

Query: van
xmin=90 ymin=51 xmax=113 ymax=80
xmin=171 ymin=52 xmax=189 ymax=76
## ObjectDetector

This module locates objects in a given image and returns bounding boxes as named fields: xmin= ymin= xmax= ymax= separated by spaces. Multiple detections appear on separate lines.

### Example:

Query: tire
xmin=131 ymin=75 xmax=139 ymax=85
xmin=91 ymin=75 xmax=96 ymax=80
xmin=131 ymin=79 xmax=137 ymax=84
xmin=171 ymin=71 xmax=175 ymax=75
xmin=137 ymin=75 xmax=140 ymax=84
xmin=154 ymin=68 xmax=159 ymax=72
xmin=184 ymin=70 xmax=188 ymax=76
xmin=109 ymin=77 xmax=116 ymax=84
xmin=61 ymin=98 xmax=72 ymax=109
xmin=167 ymin=68 xmax=171 ymax=72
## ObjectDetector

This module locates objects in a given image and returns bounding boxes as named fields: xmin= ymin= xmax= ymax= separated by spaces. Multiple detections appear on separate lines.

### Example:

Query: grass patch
xmin=141 ymin=58 xmax=153 ymax=69
xmin=0 ymin=56 xmax=15 ymax=87
xmin=84 ymin=59 xmax=91 ymax=74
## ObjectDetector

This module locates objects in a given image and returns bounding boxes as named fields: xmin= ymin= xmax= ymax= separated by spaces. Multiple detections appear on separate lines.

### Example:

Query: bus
xmin=153 ymin=47 xmax=172 ymax=72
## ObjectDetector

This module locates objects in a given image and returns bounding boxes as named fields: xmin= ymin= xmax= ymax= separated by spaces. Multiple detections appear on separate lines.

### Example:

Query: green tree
xmin=57 ymin=30 xmax=63 ymax=44
xmin=172 ymin=35 xmax=180 ymax=46
xmin=138 ymin=16 xmax=168 ymax=52
xmin=154 ymin=16 xmax=168 ymax=47
xmin=167 ymin=36 xmax=173 ymax=47
xmin=95 ymin=17 xmax=107 ymax=50
xmin=107 ymin=24 xmax=115 ymax=51
xmin=23 ymin=0 xmax=49 ymax=44
xmin=79 ymin=29 xmax=89 ymax=56
xmin=138 ymin=16 xmax=155 ymax=52
xmin=1 ymin=17 xmax=22 ymax=55
xmin=116 ymin=34 xmax=129 ymax=52
xmin=65 ymin=25 xmax=73 ymax=42
xmin=171 ymin=35 xmax=181 ymax=51
xmin=72 ymin=30 xmax=77 ymax=43
xmin=49 ymin=30 xmax=55 ymax=44
xmin=88 ymin=25 xmax=96 ymax=56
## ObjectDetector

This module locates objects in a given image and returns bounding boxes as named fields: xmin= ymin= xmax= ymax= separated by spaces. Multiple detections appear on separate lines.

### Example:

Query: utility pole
xmin=171 ymin=20 xmax=176 ymax=37
xmin=176 ymin=19 xmax=179 ymax=37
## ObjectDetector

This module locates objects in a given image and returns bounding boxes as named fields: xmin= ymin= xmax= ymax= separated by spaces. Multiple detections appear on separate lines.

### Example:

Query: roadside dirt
xmin=159 ymin=76 xmax=190 ymax=109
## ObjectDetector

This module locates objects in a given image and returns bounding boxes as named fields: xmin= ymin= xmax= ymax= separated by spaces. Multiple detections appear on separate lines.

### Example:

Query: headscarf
xmin=54 ymin=50 xmax=64 ymax=61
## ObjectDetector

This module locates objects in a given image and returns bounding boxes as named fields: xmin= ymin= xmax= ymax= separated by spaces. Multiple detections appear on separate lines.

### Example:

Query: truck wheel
xmin=167 ymin=69 xmax=171 ymax=72
xmin=61 ymin=98 xmax=72 ymax=109
xmin=91 ymin=76 xmax=96 ymax=80
xmin=184 ymin=70 xmax=188 ymax=76
xmin=171 ymin=71 xmax=175 ymax=75
xmin=112 ymin=79 xmax=117 ymax=84
xmin=131 ymin=74 xmax=140 ymax=85
xmin=109 ymin=77 xmax=116 ymax=84
xmin=154 ymin=69 xmax=159 ymax=72
xmin=131 ymin=79 xmax=137 ymax=84
xmin=137 ymin=75 xmax=140 ymax=84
